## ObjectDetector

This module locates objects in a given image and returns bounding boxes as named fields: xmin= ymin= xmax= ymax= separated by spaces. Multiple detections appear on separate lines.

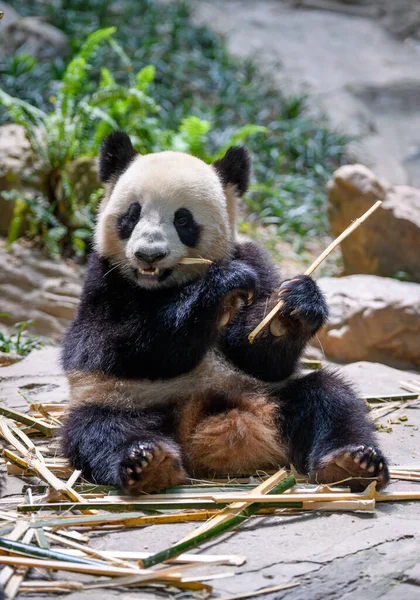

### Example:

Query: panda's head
xmin=95 ymin=131 xmax=250 ymax=289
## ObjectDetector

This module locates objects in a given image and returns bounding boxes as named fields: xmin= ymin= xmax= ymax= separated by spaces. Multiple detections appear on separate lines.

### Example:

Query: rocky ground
xmin=1 ymin=1 xmax=420 ymax=598
xmin=1 ymin=349 xmax=420 ymax=599
xmin=192 ymin=0 xmax=420 ymax=187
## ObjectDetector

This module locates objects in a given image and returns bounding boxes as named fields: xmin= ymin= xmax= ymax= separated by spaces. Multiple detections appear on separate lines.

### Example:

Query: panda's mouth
xmin=138 ymin=267 xmax=160 ymax=278
xmin=135 ymin=267 xmax=173 ymax=283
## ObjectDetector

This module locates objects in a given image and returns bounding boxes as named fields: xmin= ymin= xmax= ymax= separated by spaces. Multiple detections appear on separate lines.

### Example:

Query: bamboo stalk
xmin=0 ymin=405 xmax=57 ymax=437
xmin=248 ymin=200 xmax=383 ymax=342
xmin=18 ymin=498 xmax=302 ymax=513
xmin=179 ymin=257 xmax=212 ymax=265
xmin=363 ymin=393 xmax=419 ymax=402
xmin=44 ymin=532 xmax=140 ymax=570
xmin=140 ymin=476 xmax=296 ymax=569
xmin=399 ymin=380 xmax=420 ymax=393
xmin=0 ymin=556 xmax=149 ymax=577
xmin=217 ymin=582 xmax=300 ymax=600
xmin=51 ymin=548 xmax=246 ymax=566
xmin=0 ymin=537 xmax=108 ymax=566
xmin=179 ymin=469 xmax=288 ymax=543
xmin=3 ymin=529 xmax=35 ymax=600
xmin=0 ymin=522 xmax=31 ymax=588
xmin=18 ymin=581 xmax=84 ymax=592
xmin=3 ymin=448 xmax=96 ymax=515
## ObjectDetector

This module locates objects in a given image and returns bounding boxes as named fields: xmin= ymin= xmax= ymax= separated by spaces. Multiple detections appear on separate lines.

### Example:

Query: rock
xmin=0 ymin=242 xmax=83 ymax=343
xmin=192 ymin=0 xmax=420 ymax=185
xmin=0 ymin=2 xmax=18 ymax=29
xmin=316 ymin=275 xmax=420 ymax=369
xmin=0 ymin=124 xmax=46 ymax=236
xmin=0 ymin=15 xmax=70 ymax=61
xmin=327 ymin=164 xmax=420 ymax=281
xmin=0 ymin=351 xmax=22 ymax=367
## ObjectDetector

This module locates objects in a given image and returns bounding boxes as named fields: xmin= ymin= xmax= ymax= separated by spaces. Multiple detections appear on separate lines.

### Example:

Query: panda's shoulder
xmin=234 ymin=236 xmax=281 ymax=291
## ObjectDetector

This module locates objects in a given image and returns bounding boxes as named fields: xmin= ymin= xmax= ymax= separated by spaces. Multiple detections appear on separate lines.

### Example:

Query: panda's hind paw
xmin=312 ymin=444 xmax=389 ymax=491
xmin=120 ymin=439 xmax=186 ymax=494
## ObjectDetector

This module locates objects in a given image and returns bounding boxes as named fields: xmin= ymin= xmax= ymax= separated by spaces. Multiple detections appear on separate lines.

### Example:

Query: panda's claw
xmin=120 ymin=439 xmax=186 ymax=494
xmin=313 ymin=443 xmax=390 ymax=491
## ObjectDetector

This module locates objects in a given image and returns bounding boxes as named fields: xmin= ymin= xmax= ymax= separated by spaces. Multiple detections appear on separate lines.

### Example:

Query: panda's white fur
xmin=95 ymin=151 xmax=235 ymax=289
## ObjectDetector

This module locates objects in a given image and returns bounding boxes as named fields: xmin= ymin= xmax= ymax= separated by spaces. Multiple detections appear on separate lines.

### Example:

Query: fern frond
xmin=79 ymin=27 xmax=117 ymax=61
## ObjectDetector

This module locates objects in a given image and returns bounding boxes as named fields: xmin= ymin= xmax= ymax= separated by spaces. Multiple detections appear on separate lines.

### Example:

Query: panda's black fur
xmin=61 ymin=132 xmax=389 ymax=494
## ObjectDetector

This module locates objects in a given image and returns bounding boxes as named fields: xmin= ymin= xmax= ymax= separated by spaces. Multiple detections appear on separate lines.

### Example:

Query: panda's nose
xmin=134 ymin=250 xmax=168 ymax=265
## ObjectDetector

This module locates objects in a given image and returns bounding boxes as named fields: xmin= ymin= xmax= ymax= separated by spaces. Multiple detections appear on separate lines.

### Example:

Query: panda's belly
xmin=66 ymin=350 xmax=257 ymax=411
xmin=67 ymin=350 xmax=288 ymax=474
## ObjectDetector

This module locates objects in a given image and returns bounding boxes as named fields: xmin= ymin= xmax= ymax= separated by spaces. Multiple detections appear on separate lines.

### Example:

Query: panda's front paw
xmin=277 ymin=275 xmax=328 ymax=333
xmin=119 ymin=439 xmax=186 ymax=494
xmin=217 ymin=260 xmax=259 ymax=301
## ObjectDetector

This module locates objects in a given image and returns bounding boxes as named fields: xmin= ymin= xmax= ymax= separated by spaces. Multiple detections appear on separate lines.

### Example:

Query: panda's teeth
xmin=139 ymin=268 xmax=160 ymax=276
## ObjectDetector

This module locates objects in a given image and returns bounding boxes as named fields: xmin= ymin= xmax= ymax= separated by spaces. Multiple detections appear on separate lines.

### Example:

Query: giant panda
xmin=61 ymin=131 xmax=389 ymax=494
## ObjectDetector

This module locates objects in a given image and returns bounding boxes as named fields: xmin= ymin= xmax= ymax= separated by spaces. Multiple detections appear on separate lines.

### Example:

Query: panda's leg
xmin=276 ymin=370 xmax=390 ymax=491
xmin=178 ymin=389 xmax=287 ymax=476
xmin=61 ymin=404 xmax=186 ymax=494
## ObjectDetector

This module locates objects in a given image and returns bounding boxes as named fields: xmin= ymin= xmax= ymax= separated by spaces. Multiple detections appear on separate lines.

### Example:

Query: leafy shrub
xmin=4 ymin=0 xmax=349 ymax=257
xmin=0 ymin=27 xmax=266 ymax=258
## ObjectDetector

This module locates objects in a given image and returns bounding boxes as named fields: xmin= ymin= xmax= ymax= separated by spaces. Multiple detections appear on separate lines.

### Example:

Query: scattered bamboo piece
xmin=0 ymin=537 xmax=109 ymax=566
xmin=0 ymin=405 xmax=57 ymax=437
xmin=179 ymin=468 xmax=288 ymax=543
xmin=140 ymin=476 xmax=296 ymax=569
xmin=217 ymin=582 xmax=300 ymax=600
xmin=3 ymin=529 xmax=35 ymax=600
xmin=248 ymin=200 xmax=383 ymax=342
xmin=399 ymin=380 xmax=420 ymax=393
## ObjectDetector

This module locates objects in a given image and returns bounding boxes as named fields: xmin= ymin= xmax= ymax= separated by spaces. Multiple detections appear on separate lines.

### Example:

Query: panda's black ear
xmin=213 ymin=146 xmax=251 ymax=196
xmin=99 ymin=131 xmax=138 ymax=184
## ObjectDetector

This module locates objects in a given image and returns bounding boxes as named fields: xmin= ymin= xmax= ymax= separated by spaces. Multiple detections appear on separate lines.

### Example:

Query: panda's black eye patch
xmin=174 ymin=208 xmax=201 ymax=248
xmin=117 ymin=202 xmax=141 ymax=240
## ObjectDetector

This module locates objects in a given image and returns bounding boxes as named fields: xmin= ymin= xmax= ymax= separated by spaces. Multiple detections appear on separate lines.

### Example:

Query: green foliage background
xmin=0 ymin=0 xmax=350 ymax=259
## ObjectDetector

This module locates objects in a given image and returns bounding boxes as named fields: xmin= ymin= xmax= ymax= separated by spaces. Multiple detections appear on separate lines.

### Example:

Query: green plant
xmin=0 ymin=26 xmax=265 ymax=258
xmin=0 ymin=319 xmax=43 ymax=357
xmin=6 ymin=0 xmax=349 ymax=256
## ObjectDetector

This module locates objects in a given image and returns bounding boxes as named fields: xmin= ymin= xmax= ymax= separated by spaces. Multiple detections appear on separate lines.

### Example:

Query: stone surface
xmin=0 ymin=2 xmax=18 ymax=29
xmin=0 ymin=124 xmax=46 ymax=236
xmin=328 ymin=164 xmax=420 ymax=281
xmin=1 ymin=350 xmax=420 ymax=598
xmin=191 ymin=0 xmax=420 ymax=186
xmin=316 ymin=275 xmax=420 ymax=369
xmin=0 ymin=14 xmax=70 ymax=61
xmin=0 ymin=241 xmax=83 ymax=343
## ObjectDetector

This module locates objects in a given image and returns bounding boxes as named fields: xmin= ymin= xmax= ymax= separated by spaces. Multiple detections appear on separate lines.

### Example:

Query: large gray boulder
xmin=0 ymin=12 xmax=69 ymax=60
xmin=0 ymin=124 xmax=46 ymax=236
xmin=327 ymin=164 xmax=420 ymax=281
xmin=316 ymin=274 xmax=420 ymax=369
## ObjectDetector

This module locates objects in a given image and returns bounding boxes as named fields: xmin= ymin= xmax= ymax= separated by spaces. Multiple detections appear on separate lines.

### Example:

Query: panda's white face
xmin=95 ymin=151 xmax=234 ymax=289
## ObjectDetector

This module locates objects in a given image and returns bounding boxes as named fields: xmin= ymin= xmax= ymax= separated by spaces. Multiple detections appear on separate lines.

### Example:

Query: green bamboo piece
xmin=301 ymin=358 xmax=322 ymax=370
xmin=18 ymin=498 xmax=302 ymax=513
xmin=0 ymin=405 xmax=57 ymax=437
xmin=140 ymin=475 xmax=296 ymax=569
xmin=363 ymin=393 xmax=419 ymax=403
xmin=0 ymin=537 xmax=107 ymax=566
